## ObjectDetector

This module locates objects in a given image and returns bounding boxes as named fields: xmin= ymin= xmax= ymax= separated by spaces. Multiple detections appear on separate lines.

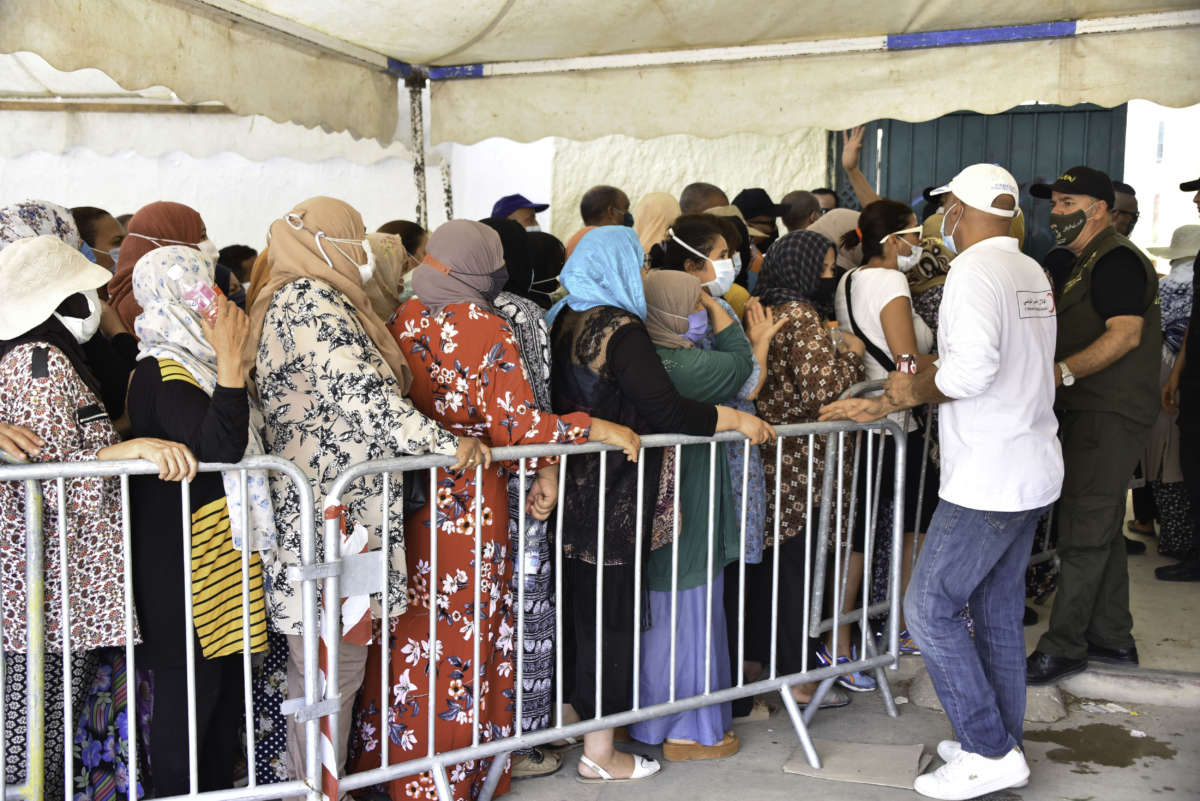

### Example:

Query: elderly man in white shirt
xmin=821 ymin=164 xmax=1064 ymax=801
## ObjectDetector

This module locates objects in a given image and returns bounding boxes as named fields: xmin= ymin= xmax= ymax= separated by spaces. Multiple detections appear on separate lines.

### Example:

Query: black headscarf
xmin=0 ymin=293 xmax=104 ymax=401
xmin=752 ymin=230 xmax=836 ymax=319
xmin=480 ymin=217 xmax=532 ymax=297
xmin=526 ymin=231 xmax=566 ymax=309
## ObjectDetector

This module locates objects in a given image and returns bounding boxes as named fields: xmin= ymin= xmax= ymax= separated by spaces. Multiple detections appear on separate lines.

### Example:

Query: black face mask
xmin=623 ymin=212 xmax=635 ymax=227
xmin=813 ymin=276 xmax=839 ymax=305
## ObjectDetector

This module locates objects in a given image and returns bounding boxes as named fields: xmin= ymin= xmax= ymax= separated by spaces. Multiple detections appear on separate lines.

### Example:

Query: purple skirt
xmin=628 ymin=574 xmax=732 ymax=746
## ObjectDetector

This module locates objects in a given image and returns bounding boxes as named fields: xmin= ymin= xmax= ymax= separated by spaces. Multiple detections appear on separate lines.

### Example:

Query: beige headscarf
xmin=362 ymin=232 xmax=410 ymax=320
xmin=634 ymin=192 xmax=682 ymax=254
xmin=244 ymin=196 xmax=413 ymax=393
xmin=808 ymin=208 xmax=862 ymax=270
xmin=643 ymin=270 xmax=702 ymax=350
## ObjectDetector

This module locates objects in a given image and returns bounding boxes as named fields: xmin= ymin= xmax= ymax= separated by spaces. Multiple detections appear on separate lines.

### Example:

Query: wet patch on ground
xmin=1025 ymin=723 xmax=1176 ymax=770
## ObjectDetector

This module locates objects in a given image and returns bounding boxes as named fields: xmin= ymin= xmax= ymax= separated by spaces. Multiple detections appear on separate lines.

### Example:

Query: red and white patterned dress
xmin=348 ymin=299 xmax=590 ymax=801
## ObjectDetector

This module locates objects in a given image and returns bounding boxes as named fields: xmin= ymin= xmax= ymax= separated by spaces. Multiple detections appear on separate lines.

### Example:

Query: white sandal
xmin=576 ymin=754 xmax=661 ymax=784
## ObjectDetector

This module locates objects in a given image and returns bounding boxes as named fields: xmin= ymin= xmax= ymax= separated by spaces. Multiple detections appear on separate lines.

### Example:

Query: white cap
xmin=0 ymin=235 xmax=111 ymax=339
xmin=930 ymin=164 xmax=1020 ymax=218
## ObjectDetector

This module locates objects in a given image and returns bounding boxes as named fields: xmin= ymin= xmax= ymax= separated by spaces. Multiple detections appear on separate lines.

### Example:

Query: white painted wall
xmin=0 ymin=147 xmax=444 ymax=251
xmin=1123 ymin=99 xmax=1200 ymax=271
xmin=448 ymin=137 xmax=555 ymax=229
xmin=549 ymin=130 xmax=827 ymax=243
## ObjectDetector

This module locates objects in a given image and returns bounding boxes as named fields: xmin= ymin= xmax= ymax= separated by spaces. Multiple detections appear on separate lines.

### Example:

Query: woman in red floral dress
xmin=349 ymin=220 xmax=637 ymax=800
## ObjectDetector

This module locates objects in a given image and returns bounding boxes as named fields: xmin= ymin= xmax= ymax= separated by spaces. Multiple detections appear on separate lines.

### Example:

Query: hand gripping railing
xmin=0 ymin=455 xmax=323 ymax=801
xmin=318 ymin=418 xmax=908 ymax=801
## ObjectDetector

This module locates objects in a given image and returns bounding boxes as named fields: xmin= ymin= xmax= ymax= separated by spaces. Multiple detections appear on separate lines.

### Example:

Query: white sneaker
xmin=914 ymin=747 xmax=1030 ymax=800
xmin=935 ymin=741 xmax=1029 ymax=788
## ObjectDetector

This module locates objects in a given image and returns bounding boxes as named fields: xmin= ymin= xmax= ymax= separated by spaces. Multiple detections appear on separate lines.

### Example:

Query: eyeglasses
xmin=879 ymin=226 xmax=923 ymax=245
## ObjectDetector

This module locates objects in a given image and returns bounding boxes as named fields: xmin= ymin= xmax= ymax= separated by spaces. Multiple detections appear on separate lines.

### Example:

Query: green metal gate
xmin=832 ymin=103 xmax=1128 ymax=263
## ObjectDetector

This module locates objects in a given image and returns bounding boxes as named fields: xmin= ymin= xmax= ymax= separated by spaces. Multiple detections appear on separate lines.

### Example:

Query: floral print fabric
xmin=254 ymin=278 xmax=459 ymax=636
xmin=348 ymin=299 xmax=589 ymax=801
xmin=0 ymin=343 xmax=133 ymax=652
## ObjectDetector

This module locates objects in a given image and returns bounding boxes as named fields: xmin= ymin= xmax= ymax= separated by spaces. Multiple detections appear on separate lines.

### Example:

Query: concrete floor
xmin=509 ymin=502 xmax=1200 ymax=800
xmin=1024 ymin=521 xmax=1199 ymax=672
xmin=507 ymin=690 xmax=1199 ymax=800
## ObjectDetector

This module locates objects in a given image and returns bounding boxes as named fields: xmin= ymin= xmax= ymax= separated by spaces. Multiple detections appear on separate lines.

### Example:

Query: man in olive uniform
xmin=1026 ymin=166 xmax=1162 ymax=685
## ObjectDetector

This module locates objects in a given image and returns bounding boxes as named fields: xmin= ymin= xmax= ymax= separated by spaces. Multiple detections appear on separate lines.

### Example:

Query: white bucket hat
xmin=0 ymin=235 xmax=112 ymax=340
xmin=1147 ymin=224 xmax=1200 ymax=261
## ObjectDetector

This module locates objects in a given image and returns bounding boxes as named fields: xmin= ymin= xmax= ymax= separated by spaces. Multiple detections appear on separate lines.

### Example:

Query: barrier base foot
xmin=779 ymin=683 xmax=822 ymax=769
xmin=864 ymin=635 xmax=900 ymax=717
xmin=477 ymin=750 xmax=510 ymax=801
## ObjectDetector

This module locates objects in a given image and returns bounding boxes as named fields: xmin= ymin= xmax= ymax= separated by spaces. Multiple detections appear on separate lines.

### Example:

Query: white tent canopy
xmin=3 ymin=0 xmax=1199 ymax=144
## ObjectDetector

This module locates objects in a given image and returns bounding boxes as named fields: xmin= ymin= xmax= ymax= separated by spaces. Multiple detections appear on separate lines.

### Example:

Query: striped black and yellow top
xmin=127 ymin=357 xmax=269 ymax=662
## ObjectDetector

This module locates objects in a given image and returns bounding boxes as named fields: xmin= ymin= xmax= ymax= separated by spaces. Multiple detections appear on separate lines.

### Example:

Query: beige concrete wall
xmin=549 ymin=129 xmax=828 ymax=242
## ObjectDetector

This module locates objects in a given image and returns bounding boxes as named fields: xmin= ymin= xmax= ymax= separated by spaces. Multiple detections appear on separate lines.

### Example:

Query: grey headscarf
xmin=410 ymin=219 xmax=507 ymax=314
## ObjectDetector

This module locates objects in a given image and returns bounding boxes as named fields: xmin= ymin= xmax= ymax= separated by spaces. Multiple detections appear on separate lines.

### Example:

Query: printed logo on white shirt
xmin=1016 ymin=290 xmax=1056 ymax=318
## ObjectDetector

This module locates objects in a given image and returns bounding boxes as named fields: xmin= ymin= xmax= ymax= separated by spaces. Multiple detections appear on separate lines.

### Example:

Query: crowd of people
xmin=1 ymin=125 xmax=1198 ymax=801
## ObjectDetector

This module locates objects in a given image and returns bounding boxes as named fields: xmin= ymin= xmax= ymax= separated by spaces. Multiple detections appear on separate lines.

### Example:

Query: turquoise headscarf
xmin=544 ymin=226 xmax=646 ymax=328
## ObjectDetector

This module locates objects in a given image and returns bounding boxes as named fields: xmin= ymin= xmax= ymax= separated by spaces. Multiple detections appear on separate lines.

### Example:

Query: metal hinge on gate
xmin=288 ymin=551 xmax=386 ymax=597
xmin=281 ymin=694 xmax=341 ymax=723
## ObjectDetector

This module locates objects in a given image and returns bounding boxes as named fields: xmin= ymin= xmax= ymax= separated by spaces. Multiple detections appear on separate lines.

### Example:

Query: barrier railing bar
xmin=472 ymin=462 xmax=482 ymax=753
xmin=182 ymin=478 xmax=200 ymax=795
xmin=704 ymin=441 xmax=716 ymax=696
xmin=55 ymin=478 xmax=73 ymax=800
xmin=631 ymin=451 xmax=645 ymax=711
xmin=737 ymin=439 xmax=749 ymax=687
xmin=593 ymin=454 xmax=606 ymax=719
xmin=669 ymin=444 xmax=680 ymax=702
xmin=426 ymin=467 xmax=437 ymax=760
xmin=769 ymin=437 xmax=782 ymax=681
xmin=381 ymin=472 xmax=392 ymax=768
xmin=553 ymin=456 xmax=566 ymax=730
xmin=120 ymin=473 xmax=138 ymax=801
xmin=515 ymin=458 xmax=526 ymax=734
xmin=240 ymin=469 xmax=257 ymax=789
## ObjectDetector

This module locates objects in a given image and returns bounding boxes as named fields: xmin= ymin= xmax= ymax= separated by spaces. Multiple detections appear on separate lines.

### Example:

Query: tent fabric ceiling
xmin=241 ymin=0 xmax=1200 ymax=66
xmin=0 ymin=0 xmax=400 ymax=142
xmin=2 ymin=0 xmax=1199 ymax=145
xmin=430 ymin=24 xmax=1200 ymax=144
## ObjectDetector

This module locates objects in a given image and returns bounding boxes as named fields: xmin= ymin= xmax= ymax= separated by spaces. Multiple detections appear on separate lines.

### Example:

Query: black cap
xmin=1181 ymin=177 xmax=1200 ymax=191
xmin=1030 ymin=166 xmax=1115 ymax=207
xmin=732 ymin=188 xmax=787 ymax=221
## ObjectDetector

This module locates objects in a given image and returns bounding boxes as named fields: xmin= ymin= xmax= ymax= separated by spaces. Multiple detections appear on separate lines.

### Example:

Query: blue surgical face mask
xmin=940 ymin=203 xmax=962 ymax=255
xmin=684 ymin=309 xmax=708 ymax=342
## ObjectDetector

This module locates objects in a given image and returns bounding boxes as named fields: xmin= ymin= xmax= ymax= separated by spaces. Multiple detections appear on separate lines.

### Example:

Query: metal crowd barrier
xmin=320 ymin=419 xmax=908 ymax=801
xmin=0 ymin=455 xmax=323 ymax=801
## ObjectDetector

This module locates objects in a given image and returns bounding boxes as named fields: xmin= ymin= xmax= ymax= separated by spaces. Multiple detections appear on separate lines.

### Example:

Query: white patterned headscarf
xmin=131 ymin=245 xmax=276 ymax=551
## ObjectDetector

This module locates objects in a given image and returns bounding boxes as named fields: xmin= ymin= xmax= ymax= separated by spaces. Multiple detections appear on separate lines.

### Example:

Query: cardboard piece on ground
xmin=783 ymin=740 xmax=932 ymax=789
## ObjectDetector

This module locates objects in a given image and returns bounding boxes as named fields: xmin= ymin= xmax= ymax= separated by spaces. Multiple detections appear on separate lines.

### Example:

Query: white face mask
xmin=895 ymin=238 xmax=924 ymax=272
xmin=283 ymin=213 xmax=375 ymax=284
xmin=127 ymin=232 xmax=217 ymax=265
xmin=54 ymin=288 xmax=102 ymax=345
xmin=525 ymin=225 xmax=542 ymax=233
xmin=669 ymin=228 xmax=736 ymax=297
xmin=732 ymin=252 xmax=743 ymax=272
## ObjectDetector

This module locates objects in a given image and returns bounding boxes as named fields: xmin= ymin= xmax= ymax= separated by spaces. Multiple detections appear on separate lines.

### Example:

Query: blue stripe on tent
xmin=386 ymin=57 xmax=415 ymax=77
xmin=888 ymin=21 xmax=1077 ymax=50
xmin=428 ymin=64 xmax=486 ymax=80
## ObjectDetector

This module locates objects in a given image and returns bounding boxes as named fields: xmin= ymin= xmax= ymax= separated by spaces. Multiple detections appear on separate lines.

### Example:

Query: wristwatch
xmin=1058 ymin=361 xmax=1076 ymax=387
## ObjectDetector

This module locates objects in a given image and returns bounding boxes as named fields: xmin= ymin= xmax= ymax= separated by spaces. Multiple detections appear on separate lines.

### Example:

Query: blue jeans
xmin=904 ymin=500 xmax=1047 ymax=757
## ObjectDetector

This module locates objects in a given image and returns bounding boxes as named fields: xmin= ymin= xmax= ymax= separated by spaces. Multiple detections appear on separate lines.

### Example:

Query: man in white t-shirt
xmin=821 ymin=164 xmax=1064 ymax=800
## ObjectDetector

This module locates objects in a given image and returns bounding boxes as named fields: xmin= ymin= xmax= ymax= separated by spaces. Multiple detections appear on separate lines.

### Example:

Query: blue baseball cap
xmin=491 ymin=193 xmax=549 ymax=219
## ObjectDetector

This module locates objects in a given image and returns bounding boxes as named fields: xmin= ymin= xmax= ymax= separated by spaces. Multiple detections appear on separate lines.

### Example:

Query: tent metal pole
xmin=441 ymin=160 xmax=454 ymax=223
xmin=182 ymin=0 xmax=404 ymax=74
xmin=407 ymin=72 xmax=429 ymax=229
